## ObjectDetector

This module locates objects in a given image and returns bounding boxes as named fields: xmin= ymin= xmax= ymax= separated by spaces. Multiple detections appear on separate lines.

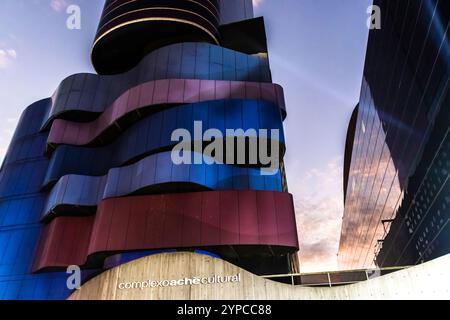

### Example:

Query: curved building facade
xmin=0 ymin=1 xmax=298 ymax=300
xmin=339 ymin=0 xmax=450 ymax=270
xmin=92 ymin=0 xmax=221 ymax=74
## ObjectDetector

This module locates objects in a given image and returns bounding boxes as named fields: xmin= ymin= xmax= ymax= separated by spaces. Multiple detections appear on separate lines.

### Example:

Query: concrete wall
xmin=69 ymin=252 xmax=450 ymax=300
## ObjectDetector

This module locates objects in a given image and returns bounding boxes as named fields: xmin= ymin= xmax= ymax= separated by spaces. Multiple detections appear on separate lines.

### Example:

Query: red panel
xmin=106 ymin=197 xmax=131 ymax=250
xmin=162 ymin=194 xmax=184 ymax=248
xmin=144 ymin=194 xmax=166 ymax=248
xmin=47 ymin=80 xmax=286 ymax=146
xmin=200 ymin=191 xmax=221 ymax=246
xmin=33 ymin=216 xmax=93 ymax=272
xmin=56 ymin=218 xmax=77 ymax=263
xmin=124 ymin=199 xmax=147 ymax=249
xmin=275 ymin=192 xmax=299 ymax=247
xmin=219 ymin=191 xmax=240 ymax=245
xmin=256 ymin=191 xmax=278 ymax=244
xmin=181 ymin=192 xmax=202 ymax=246
xmin=88 ymin=198 xmax=114 ymax=252
xmin=238 ymin=190 xmax=259 ymax=244
xmin=33 ymin=191 xmax=298 ymax=271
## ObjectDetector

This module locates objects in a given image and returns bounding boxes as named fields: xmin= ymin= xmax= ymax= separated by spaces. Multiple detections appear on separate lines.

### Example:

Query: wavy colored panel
xmin=0 ymin=99 xmax=97 ymax=299
xmin=43 ymin=99 xmax=285 ymax=187
xmin=33 ymin=191 xmax=299 ymax=272
xmin=47 ymin=79 xmax=286 ymax=147
xmin=42 ymin=152 xmax=283 ymax=220
xmin=44 ymin=42 xmax=271 ymax=129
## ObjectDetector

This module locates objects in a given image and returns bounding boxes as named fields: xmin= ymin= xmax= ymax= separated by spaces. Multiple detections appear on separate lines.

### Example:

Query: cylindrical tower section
xmin=92 ymin=0 xmax=221 ymax=74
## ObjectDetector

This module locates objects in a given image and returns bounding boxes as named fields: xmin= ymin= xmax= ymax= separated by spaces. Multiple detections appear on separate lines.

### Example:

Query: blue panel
xmin=195 ymin=43 xmax=211 ymax=79
xmin=42 ymin=151 xmax=284 ymax=219
xmin=44 ymin=100 xmax=285 ymax=186
xmin=223 ymin=49 xmax=236 ymax=81
xmin=0 ymin=100 xmax=100 ymax=300
xmin=43 ymin=42 xmax=272 ymax=129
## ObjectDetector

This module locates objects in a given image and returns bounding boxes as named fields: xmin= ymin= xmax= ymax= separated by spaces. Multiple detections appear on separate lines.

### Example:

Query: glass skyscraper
xmin=339 ymin=0 xmax=450 ymax=269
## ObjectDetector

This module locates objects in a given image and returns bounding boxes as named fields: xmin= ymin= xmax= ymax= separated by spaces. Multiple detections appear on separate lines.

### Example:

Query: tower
xmin=0 ymin=0 xmax=298 ymax=299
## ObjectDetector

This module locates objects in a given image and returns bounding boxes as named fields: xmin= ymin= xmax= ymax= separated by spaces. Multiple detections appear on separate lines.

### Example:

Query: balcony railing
xmin=262 ymin=265 xmax=411 ymax=287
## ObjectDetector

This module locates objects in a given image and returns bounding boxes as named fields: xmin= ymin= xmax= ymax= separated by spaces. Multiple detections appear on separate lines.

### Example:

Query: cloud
xmin=50 ymin=0 xmax=69 ymax=12
xmin=0 ymin=49 xmax=17 ymax=69
xmin=253 ymin=0 xmax=264 ymax=8
xmin=288 ymin=156 xmax=345 ymax=272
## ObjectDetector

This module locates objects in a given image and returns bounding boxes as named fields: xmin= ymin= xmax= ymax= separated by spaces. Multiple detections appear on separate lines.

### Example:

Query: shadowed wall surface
xmin=69 ymin=252 xmax=450 ymax=300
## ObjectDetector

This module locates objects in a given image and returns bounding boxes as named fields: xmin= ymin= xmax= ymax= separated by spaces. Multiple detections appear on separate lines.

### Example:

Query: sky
xmin=0 ymin=0 xmax=371 ymax=272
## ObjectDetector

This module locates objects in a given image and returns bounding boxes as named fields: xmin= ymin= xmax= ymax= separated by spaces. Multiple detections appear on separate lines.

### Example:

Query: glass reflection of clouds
xmin=339 ymin=0 xmax=450 ymax=270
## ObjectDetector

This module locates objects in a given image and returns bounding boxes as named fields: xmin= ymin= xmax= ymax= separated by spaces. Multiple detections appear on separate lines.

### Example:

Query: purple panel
xmin=62 ymin=122 xmax=79 ymax=143
xmin=199 ymin=80 xmax=216 ymax=101
xmin=153 ymin=80 xmax=170 ymax=104
xmin=230 ymin=81 xmax=246 ymax=99
xmin=183 ymin=79 xmax=200 ymax=103
xmin=139 ymin=81 xmax=155 ymax=106
xmin=215 ymin=80 xmax=231 ymax=100
xmin=112 ymin=90 xmax=129 ymax=120
xmin=127 ymin=85 xmax=141 ymax=113
xmin=167 ymin=79 xmax=185 ymax=103
xmin=260 ymin=83 xmax=276 ymax=105
xmin=246 ymin=82 xmax=261 ymax=100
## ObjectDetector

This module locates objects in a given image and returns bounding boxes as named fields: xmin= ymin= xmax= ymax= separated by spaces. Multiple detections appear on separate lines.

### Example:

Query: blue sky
xmin=0 ymin=0 xmax=371 ymax=272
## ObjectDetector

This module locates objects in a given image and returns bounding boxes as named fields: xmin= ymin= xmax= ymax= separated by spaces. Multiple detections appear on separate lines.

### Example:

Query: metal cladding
xmin=47 ymin=79 xmax=286 ymax=147
xmin=92 ymin=0 xmax=221 ymax=74
xmin=43 ymin=99 xmax=286 ymax=187
xmin=45 ymin=42 xmax=272 ymax=130
xmin=33 ymin=191 xmax=299 ymax=272
xmin=0 ymin=1 xmax=298 ymax=299
xmin=41 ymin=152 xmax=285 ymax=221
xmin=0 ymin=100 xmax=96 ymax=299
